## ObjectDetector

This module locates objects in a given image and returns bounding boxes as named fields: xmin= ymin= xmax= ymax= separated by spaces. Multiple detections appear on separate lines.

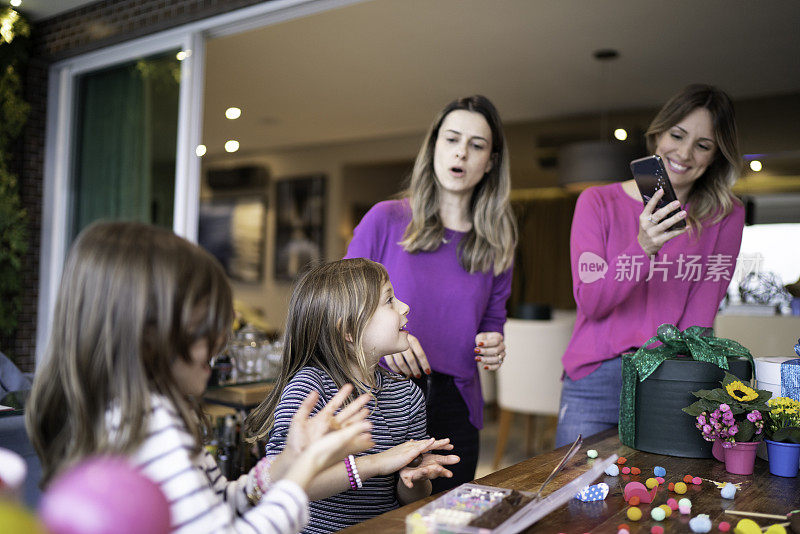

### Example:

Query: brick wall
xmin=14 ymin=0 xmax=272 ymax=371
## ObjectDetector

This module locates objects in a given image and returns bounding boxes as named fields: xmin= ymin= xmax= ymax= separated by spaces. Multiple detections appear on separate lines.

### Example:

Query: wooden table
xmin=341 ymin=429 xmax=800 ymax=533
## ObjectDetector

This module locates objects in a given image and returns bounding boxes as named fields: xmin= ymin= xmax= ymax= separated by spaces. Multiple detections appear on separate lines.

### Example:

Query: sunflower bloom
xmin=726 ymin=381 xmax=758 ymax=402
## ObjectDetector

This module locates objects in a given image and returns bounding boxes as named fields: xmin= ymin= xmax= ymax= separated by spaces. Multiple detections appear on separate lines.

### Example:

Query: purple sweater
xmin=345 ymin=199 xmax=512 ymax=429
xmin=564 ymin=183 xmax=745 ymax=380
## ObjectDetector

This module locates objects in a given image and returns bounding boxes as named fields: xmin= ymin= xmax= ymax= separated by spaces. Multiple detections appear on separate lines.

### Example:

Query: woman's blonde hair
xmin=26 ymin=221 xmax=233 ymax=486
xmin=400 ymin=95 xmax=517 ymax=275
xmin=645 ymin=84 xmax=743 ymax=232
xmin=246 ymin=258 xmax=389 ymax=441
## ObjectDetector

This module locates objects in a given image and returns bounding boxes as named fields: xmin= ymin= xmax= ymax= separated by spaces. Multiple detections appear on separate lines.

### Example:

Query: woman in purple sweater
xmin=345 ymin=95 xmax=517 ymax=490
xmin=555 ymin=84 xmax=746 ymax=447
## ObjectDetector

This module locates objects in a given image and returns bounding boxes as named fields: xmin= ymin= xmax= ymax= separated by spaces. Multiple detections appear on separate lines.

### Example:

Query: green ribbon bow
xmin=619 ymin=324 xmax=755 ymax=447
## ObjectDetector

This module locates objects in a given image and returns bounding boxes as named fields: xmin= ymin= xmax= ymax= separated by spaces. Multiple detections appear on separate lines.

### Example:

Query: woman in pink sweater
xmin=555 ymin=84 xmax=746 ymax=447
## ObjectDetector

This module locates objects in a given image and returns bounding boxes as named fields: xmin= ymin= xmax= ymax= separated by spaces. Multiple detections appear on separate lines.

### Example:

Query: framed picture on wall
xmin=198 ymin=195 xmax=267 ymax=283
xmin=274 ymin=174 xmax=326 ymax=280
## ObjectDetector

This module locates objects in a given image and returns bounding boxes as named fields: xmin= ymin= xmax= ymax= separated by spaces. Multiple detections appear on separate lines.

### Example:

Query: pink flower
xmin=712 ymin=409 xmax=721 ymax=419
xmin=702 ymin=424 xmax=712 ymax=435
xmin=697 ymin=414 xmax=707 ymax=426
xmin=729 ymin=424 xmax=739 ymax=436
xmin=747 ymin=410 xmax=761 ymax=422
xmin=719 ymin=403 xmax=731 ymax=412
xmin=723 ymin=411 xmax=735 ymax=422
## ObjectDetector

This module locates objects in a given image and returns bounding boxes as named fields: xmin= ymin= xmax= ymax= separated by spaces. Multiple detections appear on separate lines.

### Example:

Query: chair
xmin=492 ymin=313 xmax=575 ymax=469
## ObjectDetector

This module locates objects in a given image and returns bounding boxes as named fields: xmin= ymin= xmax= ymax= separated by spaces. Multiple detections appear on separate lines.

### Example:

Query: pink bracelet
xmin=344 ymin=455 xmax=362 ymax=489
xmin=253 ymin=455 xmax=276 ymax=493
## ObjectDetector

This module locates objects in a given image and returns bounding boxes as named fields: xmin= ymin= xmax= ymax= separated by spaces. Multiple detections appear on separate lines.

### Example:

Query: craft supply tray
xmin=405 ymin=483 xmax=532 ymax=534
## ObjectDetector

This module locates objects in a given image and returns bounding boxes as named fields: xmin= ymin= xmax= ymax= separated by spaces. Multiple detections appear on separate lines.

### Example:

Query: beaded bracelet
xmin=344 ymin=454 xmax=362 ymax=489
xmin=252 ymin=455 xmax=277 ymax=493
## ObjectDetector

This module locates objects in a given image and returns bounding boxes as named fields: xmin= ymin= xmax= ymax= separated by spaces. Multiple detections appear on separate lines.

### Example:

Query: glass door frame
xmin=37 ymin=0 xmax=366 ymax=361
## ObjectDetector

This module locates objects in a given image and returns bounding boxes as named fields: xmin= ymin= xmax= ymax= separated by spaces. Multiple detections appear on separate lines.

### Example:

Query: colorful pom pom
xmin=668 ymin=482 xmax=675 ymax=491
xmin=674 ymin=481 xmax=688 ymax=494
xmin=654 ymin=466 xmax=666 ymax=477
xmin=659 ymin=504 xmax=672 ymax=518
xmin=605 ymin=464 xmax=620 ymax=476
xmin=617 ymin=524 xmax=630 ymax=531
xmin=720 ymin=482 xmax=736 ymax=500
xmin=627 ymin=507 xmax=642 ymax=521
xmin=733 ymin=519 xmax=761 ymax=534
xmin=666 ymin=498 xmax=678 ymax=511
xmin=621 ymin=466 xmax=631 ymax=475
xmin=651 ymin=507 xmax=666 ymax=521
xmin=692 ymin=476 xmax=702 ymax=485
xmin=630 ymin=467 xmax=641 ymax=475
xmin=689 ymin=514 xmax=713 ymax=533
xmin=656 ymin=476 xmax=665 ymax=484
xmin=651 ymin=527 xmax=664 ymax=534
xmin=629 ymin=496 xmax=640 ymax=506
xmin=645 ymin=478 xmax=659 ymax=489
xmin=718 ymin=521 xmax=730 ymax=532
xmin=683 ymin=474 xmax=694 ymax=483
xmin=587 ymin=449 xmax=598 ymax=458
xmin=679 ymin=504 xmax=692 ymax=515
xmin=617 ymin=457 xmax=627 ymax=465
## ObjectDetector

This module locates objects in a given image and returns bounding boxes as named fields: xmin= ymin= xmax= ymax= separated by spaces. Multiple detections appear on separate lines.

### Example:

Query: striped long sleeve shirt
xmin=114 ymin=394 xmax=309 ymax=533
xmin=265 ymin=367 xmax=428 ymax=534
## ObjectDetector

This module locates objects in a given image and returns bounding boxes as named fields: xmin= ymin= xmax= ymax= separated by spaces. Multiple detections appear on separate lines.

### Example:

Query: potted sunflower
xmin=764 ymin=396 xmax=800 ymax=477
xmin=683 ymin=372 xmax=772 ymax=475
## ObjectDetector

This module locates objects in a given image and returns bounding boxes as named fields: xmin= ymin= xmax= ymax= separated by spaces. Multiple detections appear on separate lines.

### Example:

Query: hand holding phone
xmin=630 ymin=155 xmax=686 ymax=231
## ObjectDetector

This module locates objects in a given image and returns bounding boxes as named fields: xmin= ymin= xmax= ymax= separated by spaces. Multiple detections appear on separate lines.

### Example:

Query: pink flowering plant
xmin=682 ymin=372 xmax=772 ymax=448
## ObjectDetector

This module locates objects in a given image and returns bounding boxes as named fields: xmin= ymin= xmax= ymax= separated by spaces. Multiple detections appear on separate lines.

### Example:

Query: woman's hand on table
xmin=382 ymin=333 xmax=430 ymax=379
xmin=475 ymin=331 xmax=505 ymax=371
xmin=637 ymin=188 xmax=689 ymax=256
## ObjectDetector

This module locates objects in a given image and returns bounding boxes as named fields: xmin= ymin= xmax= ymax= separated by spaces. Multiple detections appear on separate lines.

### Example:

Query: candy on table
xmin=674 ymin=481 xmax=688 ymax=494
xmin=651 ymin=507 xmax=666 ymax=521
xmin=587 ymin=449 xmax=599 ymax=458
xmin=654 ymin=466 xmax=666 ymax=477
xmin=689 ymin=514 xmax=713 ymax=533
xmin=427 ymin=508 xmax=475 ymax=526
xmin=651 ymin=526 xmax=665 ymax=534
xmin=666 ymin=498 xmax=678 ymax=511
xmin=627 ymin=506 xmax=643 ymax=521
xmin=605 ymin=464 xmax=620 ymax=476
xmin=720 ymin=482 xmax=737 ymax=500
xmin=645 ymin=477 xmax=659 ymax=489
xmin=621 ymin=466 xmax=631 ymax=475
xmin=630 ymin=467 xmax=641 ymax=475
xmin=718 ymin=521 xmax=731 ymax=532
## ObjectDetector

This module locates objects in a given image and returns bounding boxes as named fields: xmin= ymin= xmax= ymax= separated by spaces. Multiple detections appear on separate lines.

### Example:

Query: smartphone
xmin=630 ymin=154 xmax=686 ymax=230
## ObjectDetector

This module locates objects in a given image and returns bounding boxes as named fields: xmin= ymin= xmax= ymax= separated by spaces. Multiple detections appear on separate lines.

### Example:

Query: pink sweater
xmin=563 ymin=183 xmax=745 ymax=380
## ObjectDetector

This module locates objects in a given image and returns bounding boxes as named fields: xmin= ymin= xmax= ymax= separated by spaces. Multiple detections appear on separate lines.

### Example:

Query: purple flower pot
xmin=712 ymin=438 xmax=726 ymax=462
xmin=765 ymin=439 xmax=800 ymax=477
xmin=724 ymin=441 xmax=760 ymax=475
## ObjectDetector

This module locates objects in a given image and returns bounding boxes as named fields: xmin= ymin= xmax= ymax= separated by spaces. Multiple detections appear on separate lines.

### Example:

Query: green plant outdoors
xmin=766 ymin=397 xmax=800 ymax=444
xmin=0 ymin=6 xmax=30 ymax=351
xmin=683 ymin=371 xmax=773 ymax=443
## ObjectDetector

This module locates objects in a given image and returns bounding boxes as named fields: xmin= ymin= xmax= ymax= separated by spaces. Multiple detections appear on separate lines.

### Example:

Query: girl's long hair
xmin=400 ymin=95 xmax=517 ymax=275
xmin=246 ymin=258 xmax=388 ymax=441
xmin=26 ymin=221 xmax=233 ymax=486
xmin=645 ymin=83 xmax=743 ymax=233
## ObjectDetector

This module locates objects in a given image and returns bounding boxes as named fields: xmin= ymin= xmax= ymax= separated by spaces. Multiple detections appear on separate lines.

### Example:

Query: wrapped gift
xmin=755 ymin=354 xmax=800 ymax=402
xmin=619 ymin=324 xmax=754 ymax=458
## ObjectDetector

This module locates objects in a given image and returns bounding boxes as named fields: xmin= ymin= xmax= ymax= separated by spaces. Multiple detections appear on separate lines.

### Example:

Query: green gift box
xmin=619 ymin=324 xmax=754 ymax=458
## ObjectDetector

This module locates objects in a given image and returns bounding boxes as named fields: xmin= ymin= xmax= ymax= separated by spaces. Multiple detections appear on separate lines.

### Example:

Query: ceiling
xmin=201 ymin=0 xmax=800 ymax=158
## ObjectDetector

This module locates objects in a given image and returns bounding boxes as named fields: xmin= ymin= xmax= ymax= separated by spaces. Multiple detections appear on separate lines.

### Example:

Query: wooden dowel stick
xmin=725 ymin=510 xmax=787 ymax=520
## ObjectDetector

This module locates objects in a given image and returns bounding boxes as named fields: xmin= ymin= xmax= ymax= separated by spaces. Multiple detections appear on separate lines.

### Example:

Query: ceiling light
xmin=225 ymin=107 xmax=242 ymax=120
xmin=749 ymin=160 xmax=762 ymax=172
xmin=10 ymin=0 xmax=21 ymax=7
xmin=614 ymin=128 xmax=628 ymax=141
xmin=224 ymin=140 xmax=240 ymax=153
xmin=195 ymin=144 xmax=206 ymax=157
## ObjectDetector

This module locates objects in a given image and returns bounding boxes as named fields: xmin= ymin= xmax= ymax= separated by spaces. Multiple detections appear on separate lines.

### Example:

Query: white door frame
xmin=36 ymin=0 xmax=367 ymax=362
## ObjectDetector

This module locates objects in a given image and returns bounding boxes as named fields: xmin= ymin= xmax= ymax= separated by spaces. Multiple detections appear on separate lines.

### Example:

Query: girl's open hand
xmin=474 ymin=331 xmax=505 ymax=371
xmin=377 ymin=437 xmax=453 ymax=475
xmin=399 ymin=452 xmax=461 ymax=488
xmin=285 ymin=384 xmax=372 ymax=456
xmin=637 ymin=188 xmax=689 ymax=256
xmin=383 ymin=333 xmax=430 ymax=379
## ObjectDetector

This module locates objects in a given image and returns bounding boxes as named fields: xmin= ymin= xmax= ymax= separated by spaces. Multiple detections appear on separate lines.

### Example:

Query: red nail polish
xmin=415 ymin=374 xmax=421 ymax=379
xmin=474 ymin=348 xmax=481 ymax=353
xmin=424 ymin=368 xmax=431 ymax=375
xmin=477 ymin=342 xmax=484 ymax=347
xmin=475 ymin=356 xmax=481 ymax=362
xmin=483 ymin=365 xmax=489 ymax=370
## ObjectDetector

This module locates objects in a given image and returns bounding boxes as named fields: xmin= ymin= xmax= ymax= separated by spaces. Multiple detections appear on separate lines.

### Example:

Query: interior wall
xmin=202 ymin=92 xmax=800 ymax=332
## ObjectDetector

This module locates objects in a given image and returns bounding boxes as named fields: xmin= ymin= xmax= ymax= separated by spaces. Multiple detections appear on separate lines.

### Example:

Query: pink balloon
xmin=40 ymin=456 xmax=170 ymax=534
